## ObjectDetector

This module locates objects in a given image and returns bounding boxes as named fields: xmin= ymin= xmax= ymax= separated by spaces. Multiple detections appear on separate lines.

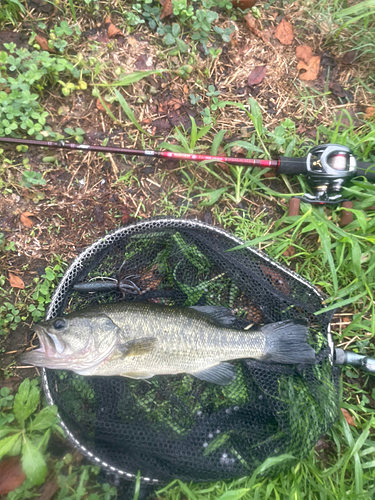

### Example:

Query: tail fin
xmin=260 ymin=319 xmax=316 ymax=364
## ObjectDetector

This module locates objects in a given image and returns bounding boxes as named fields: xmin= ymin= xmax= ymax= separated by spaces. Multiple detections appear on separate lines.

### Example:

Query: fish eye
xmin=53 ymin=319 xmax=66 ymax=330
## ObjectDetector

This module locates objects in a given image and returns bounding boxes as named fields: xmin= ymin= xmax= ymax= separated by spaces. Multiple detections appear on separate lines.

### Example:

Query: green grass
xmin=1 ymin=0 xmax=375 ymax=498
xmin=150 ymin=104 xmax=375 ymax=499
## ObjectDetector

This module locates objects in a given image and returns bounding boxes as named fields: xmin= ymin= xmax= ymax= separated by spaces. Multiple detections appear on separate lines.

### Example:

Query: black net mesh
xmin=42 ymin=218 xmax=339 ymax=483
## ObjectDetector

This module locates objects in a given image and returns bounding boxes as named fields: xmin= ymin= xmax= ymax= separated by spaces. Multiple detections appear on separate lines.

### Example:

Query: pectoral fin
xmin=117 ymin=337 xmax=157 ymax=357
xmin=192 ymin=362 xmax=236 ymax=386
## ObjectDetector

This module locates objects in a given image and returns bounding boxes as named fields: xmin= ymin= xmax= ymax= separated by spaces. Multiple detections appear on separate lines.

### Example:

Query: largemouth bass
xmin=19 ymin=302 xmax=315 ymax=385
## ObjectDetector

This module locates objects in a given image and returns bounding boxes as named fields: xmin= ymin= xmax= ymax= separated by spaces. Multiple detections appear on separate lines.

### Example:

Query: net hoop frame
xmin=41 ymin=217 xmax=332 ymax=483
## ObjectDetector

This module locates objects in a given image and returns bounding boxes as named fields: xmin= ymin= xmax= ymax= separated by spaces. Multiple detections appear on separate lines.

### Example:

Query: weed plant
xmin=119 ymin=0 xmax=235 ymax=56
xmin=0 ymin=379 xmax=117 ymax=500
xmin=0 ymin=0 xmax=24 ymax=27
xmin=0 ymin=0 xmax=374 ymax=498
xmin=0 ymin=44 xmax=86 ymax=139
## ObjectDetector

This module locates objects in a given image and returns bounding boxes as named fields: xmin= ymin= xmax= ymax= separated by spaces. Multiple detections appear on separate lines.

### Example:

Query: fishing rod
xmin=3 ymin=136 xmax=375 ymax=373
xmin=0 ymin=137 xmax=374 ymax=205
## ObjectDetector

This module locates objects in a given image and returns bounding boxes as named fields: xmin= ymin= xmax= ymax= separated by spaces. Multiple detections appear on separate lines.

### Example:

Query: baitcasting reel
xmin=298 ymin=144 xmax=357 ymax=204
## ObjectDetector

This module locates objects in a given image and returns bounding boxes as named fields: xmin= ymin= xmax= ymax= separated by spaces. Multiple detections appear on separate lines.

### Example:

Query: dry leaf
xmin=96 ymin=98 xmax=111 ymax=111
xmin=105 ymin=17 xmax=125 ymax=38
xmin=341 ymin=408 xmax=356 ymax=427
xmin=20 ymin=211 xmax=35 ymax=228
xmin=134 ymin=54 xmax=153 ymax=70
xmin=296 ymin=45 xmax=313 ymax=64
xmin=365 ymin=106 xmax=375 ymax=118
xmin=8 ymin=272 xmax=25 ymax=289
xmin=342 ymin=50 xmax=357 ymax=65
xmin=244 ymin=14 xmax=273 ymax=46
xmin=38 ymin=478 xmax=59 ymax=500
xmin=275 ymin=19 xmax=294 ymax=45
xmin=259 ymin=263 xmax=290 ymax=294
xmin=128 ymin=36 xmax=137 ymax=47
xmin=283 ymin=246 xmax=295 ymax=258
xmin=297 ymin=55 xmax=321 ymax=81
xmin=167 ymin=98 xmax=183 ymax=110
xmin=35 ymin=34 xmax=55 ymax=53
xmin=231 ymin=0 xmax=257 ymax=8
xmin=315 ymin=438 xmax=330 ymax=452
xmin=0 ymin=457 xmax=26 ymax=495
xmin=244 ymin=14 xmax=262 ymax=38
xmin=247 ymin=65 xmax=267 ymax=86
xmin=160 ymin=0 xmax=173 ymax=19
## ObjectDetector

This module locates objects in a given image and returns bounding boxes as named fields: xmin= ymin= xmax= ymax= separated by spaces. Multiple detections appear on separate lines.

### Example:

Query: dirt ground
xmin=1 ymin=0 xmax=373 ymax=375
xmin=0 ymin=9 xmax=374 ymax=500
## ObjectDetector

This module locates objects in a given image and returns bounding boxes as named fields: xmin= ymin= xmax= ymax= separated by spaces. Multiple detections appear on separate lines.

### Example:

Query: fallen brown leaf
xmin=342 ymin=50 xmax=357 ymax=65
xmin=0 ymin=457 xmax=26 ymax=495
xmin=247 ymin=65 xmax=267 ymax=86
xmin=297 ymin=55 xmax=320 ymax=81
xmin=20 ymin=211 xmax=35 ymax=228
xmin=315 ymin=438 xmax=330 ymax=452
xmin=244 ymin=15 xmax=274 ymax=47
xmin=275 ymin=19 xmax=294 ymax=45
xmin=341 ymin=408 xmax=356 ymax=427
xmin=9 ymin=272 xmax=25 ymax=289
xmin=121 ymin=208 xmax=131 ymax=225
xmin=231 ymin=0 xmax=257 ymax=8
xmin=128 ymin=36 xmax=137 ymax=47
xmin=38 ymin=478 xmax=59 ymax=500
xmin=35 ymin=34 xmax=55 ymax=53
xmin=160 ymin=0 xmax=173 ymax=19
xmin=244 ymin=14 xmax=262 ymax=38
xmin=96 ymin=98 xmax=111 ymax=112
xmin=105 ymin=17 xmax=125 ymax=38
xmin=365 ymin=106 xmax=375 ymax=118
xmin=296 ymin=45 xmax=312 ymax=64
xmin=282 ymin=246 xmax=295 ymax=258
xmin=260 ymin=263 xmax=290 ymax=294
xmin=167 ymin=98 xmax=183 ymax=110
xmin=134 ymin=54 xmax=153 ymax=71
xmin=263 ymin=171 xmax=274 ymax=178
xmin=329 ymin=81 xmax=348 ymax=100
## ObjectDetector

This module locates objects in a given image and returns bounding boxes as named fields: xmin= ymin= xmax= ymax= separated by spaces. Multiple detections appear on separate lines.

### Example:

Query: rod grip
xmin=278 ymin=156 xmax=307 ymax=175
xmin=356 ymin=161 xmax=375 ymax=182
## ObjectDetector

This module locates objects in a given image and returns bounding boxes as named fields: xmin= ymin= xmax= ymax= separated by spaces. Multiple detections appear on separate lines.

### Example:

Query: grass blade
xmin=216 ymin=488 xmax=250 ymax=500
xmin=133 ymin=471 xmax=141 ymax=500
xmin=211 ymin=129 xmax=227 ymax=155
xmin=308 ymin=215 xmax=338 ymax=293
xmin=96 ymin=69 xmax=166 ymax=87
xmin=314 ymin=291 xmax=367 ymax=315
xmin=177 ymin=480 xmax=198 ymax=500
xmin=113 ymin=89 xmax=148 ymax=135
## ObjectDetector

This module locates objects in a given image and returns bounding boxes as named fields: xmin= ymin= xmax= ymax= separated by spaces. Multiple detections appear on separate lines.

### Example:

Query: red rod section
xmin=0 ymin=137 xmax=279 ymax=169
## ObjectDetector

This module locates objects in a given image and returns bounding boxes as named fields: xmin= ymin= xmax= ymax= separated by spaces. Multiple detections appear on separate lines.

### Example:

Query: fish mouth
xmin=18 ymin=325 xmax=69 ymax=369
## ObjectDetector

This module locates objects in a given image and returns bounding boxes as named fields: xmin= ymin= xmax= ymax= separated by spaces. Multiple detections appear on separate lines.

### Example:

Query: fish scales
xmin=19 ymin=302 xmax=316 ymax=385
xmin=97 ymin=303 xmax=267 ymax=376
